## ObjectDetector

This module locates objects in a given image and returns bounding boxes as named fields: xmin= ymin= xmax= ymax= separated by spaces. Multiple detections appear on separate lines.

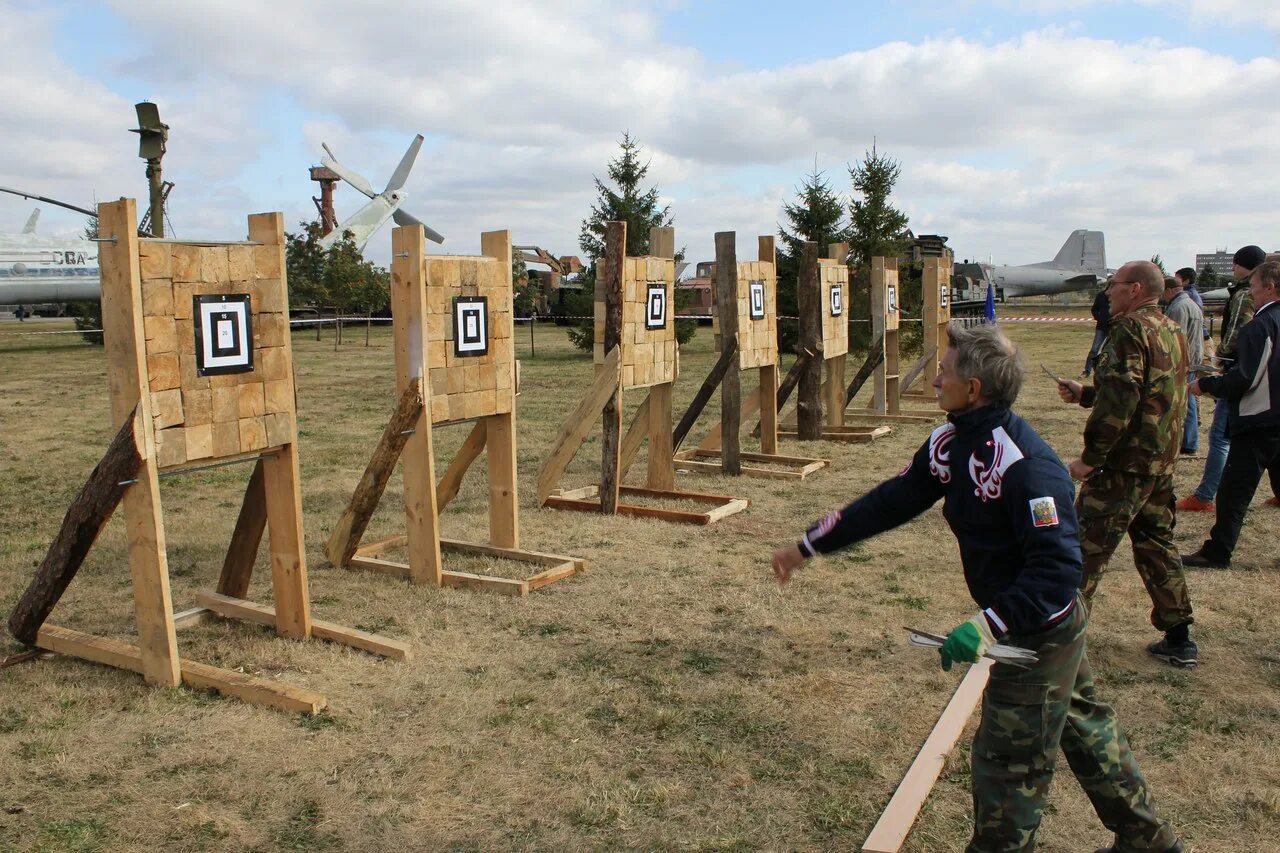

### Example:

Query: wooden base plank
xmin=193 ymin=592 xmax=412 ymax=661
xmin=542 ymin=487 xmax=749 ymax=526
xmin=842 ymin=409 xmax=936 ymax=423
xmin=35 ymin=623 xmax=327 ymax=715
xmin=779 ymin=425 xmax=892 ymax=443
xmin=674 ymin=448 xmax=828 ymax=481
xmin=862 ymin=660 xmax=992 ymax=853
xmin=347 ymin=538 xmax=586 ymax=597
xmin=172 ymin=606 xmax=211 ymax=629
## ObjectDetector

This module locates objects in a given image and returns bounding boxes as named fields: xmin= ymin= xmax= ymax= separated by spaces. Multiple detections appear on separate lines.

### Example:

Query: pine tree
xmin=570 ymin=132 xmax=691 ymax=349
xmin=847 ymin=147 xmax=911 ymax=352
xmin=775 ymin=169 xmax=848 ymax=353
xmin=70 ymin=214 xmax=104 ymax=345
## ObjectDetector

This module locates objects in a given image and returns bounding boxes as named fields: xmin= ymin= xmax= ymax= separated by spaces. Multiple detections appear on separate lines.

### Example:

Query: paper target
xmin=194 ymin=294 xmax=253 ymax=376
xmin=452 ymin=296 xmax=489 ymax=357
xmin=940 ymin=283 xmax=949 ymax=309
xmin=829 ymin=283 xmax=843 ymax=317
xmin=749 ymin=280 xmax=766 ymax=320
xmin=646 ymin=282 xmax=667 ymax=330
xmin=887 ymin=284 xmax=898 ymax=313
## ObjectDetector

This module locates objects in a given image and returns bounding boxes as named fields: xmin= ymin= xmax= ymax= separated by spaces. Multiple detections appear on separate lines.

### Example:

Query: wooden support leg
xmin=262 ymin=442 xmax=311 ymax=639
xmin=324 ymin=383 xmax=423 ymax=568
xmin=119 ymin=421 xmax=182 ymax=687
xmin=672 ymin=342 xmax=736 ymax=451
xmin=402 ymin=390 xmax=443 ymax=586
xmin=759 ymin=364 xmax=779 ymax=455
xmin=845 ymin=334 xmax=885 ymax=408
xmin=825 ymin=356 xmax=846 ymax=428
xmin=618 ymin=391 xmax=653 ymax=481
xmin=486 ymin=413 xmax=519 ymax=549
xmin=217 ymin=460 xmax=266 ymax=598
xmin=647 ymin=383 xmax=676 ymax=490
xmin=536 ymin=347 xmax=621 ymax=504
xmin=436 ymin=420 xmax=487 ymax=511
xmin=600 ymin=383 xmax=622 ymax=515
xmin=8 ymin=409 xmax=142 ymax=645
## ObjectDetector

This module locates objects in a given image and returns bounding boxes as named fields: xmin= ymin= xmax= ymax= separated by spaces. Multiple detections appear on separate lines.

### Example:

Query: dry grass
xmin=1 ymin=316 xmax=1278 ymax=852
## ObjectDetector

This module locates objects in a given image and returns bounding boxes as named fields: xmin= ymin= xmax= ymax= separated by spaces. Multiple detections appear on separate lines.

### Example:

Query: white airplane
xmin=981 ymin=230 xmax=1111 ymax=299
xmin=0 ymin=134 xmax=441 ymax=306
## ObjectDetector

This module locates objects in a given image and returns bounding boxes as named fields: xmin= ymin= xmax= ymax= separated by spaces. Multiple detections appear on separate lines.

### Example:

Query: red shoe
xmin=1177 ymin=495 xmax=1215 ymax=512
xmin=1267 ymin=496 xmax=1280 ymax=508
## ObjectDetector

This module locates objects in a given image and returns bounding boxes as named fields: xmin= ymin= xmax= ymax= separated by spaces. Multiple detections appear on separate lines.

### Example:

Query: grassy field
xmin=1 ymin=315 xmax=1278 ymax=852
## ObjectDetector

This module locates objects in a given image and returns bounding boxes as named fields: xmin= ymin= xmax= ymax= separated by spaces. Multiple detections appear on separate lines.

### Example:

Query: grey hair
xmin=945 ymin=321 xmax=1025 ymax=407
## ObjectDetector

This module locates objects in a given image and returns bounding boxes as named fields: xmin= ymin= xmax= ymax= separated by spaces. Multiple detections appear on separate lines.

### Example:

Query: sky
xmin=2 ymin=0 xmax=1277 ymax=273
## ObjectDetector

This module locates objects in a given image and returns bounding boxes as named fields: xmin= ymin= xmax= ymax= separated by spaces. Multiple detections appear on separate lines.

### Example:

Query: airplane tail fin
xmin=1052 ymin=230 xmax=1105 ymax=271
xmin=22 ymin=209 xmax=39 ymax=234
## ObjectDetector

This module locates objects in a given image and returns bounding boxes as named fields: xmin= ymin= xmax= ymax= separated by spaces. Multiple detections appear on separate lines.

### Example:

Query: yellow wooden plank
xmin=862 ymin=660 xmax=992 ymax=853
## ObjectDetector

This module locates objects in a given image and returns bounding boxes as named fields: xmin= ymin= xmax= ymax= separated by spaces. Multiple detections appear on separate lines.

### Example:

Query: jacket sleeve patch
xmin=1029 ymin=496 xmax=1060 ymax=528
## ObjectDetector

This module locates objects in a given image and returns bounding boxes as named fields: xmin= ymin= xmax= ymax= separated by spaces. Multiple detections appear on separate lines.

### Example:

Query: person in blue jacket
xmin=772 ymin=322 xmax=1181 ymax=853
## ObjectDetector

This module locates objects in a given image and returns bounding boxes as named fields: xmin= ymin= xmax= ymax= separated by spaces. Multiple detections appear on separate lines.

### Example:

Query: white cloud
xmin=4 ymin=1 xmax=1278 ymax=275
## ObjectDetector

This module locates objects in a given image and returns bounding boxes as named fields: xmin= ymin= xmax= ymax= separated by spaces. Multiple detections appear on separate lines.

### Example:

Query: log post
xmin=600 ymin=221 xmax=625 ymax=514
xmin=796 ymin=241 xmax=822 ymax=440
xmin=714 ymin=232 xmax=741 ymax=474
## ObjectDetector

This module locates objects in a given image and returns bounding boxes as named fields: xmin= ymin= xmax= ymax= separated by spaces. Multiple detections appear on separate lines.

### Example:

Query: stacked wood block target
xmin=5 ymin=198 xmax=408 ymax=715
xmin=781 ymin=243 xmax=893 ymax=442
xmin=326 ymin=226 xmax=585 ymax=596
xmin=538 ymin=222 xmax=749 ymax=524
xmin=673 ymin=233 xmax=827 ymax=481
xmin=900 ymin=255 xmax=952 ymax=403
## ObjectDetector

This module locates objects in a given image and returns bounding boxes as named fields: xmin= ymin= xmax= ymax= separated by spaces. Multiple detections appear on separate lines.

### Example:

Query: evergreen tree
xmin=847 ymin=147 xmax=911 ymax=352
xmin=70 ymin=213 xmax=104 ymax=345
xmin=284 ymin=221 xmax=388 ymax=347
xmin=570 ymin=132 xmax=692 ymax=349
xmin=1151 ymin=254 xmax=1167 ymax=274
xmin=775 ymin=169 xmax=848 ymax=353
xmin=1198 ymin=265 xmax=1221 ymax=290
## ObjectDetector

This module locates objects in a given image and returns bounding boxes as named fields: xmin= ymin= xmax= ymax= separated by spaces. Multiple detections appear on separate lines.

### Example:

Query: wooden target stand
xmin=673 ymin=233 xmax=827 ymax=481
xmin=843 ymin=256 xmax=936 ymax=424
xmin=779 ymin=242 xmax=892 ymax=443
xmin=326 ymin=227 xmax=585 ymax=597
xmin=537 ymin=222 xmax=749 ymax=524
xmin=898 ymin=255 xmax=951 ymax=406
xmin=5 ymin=199 xmax=407 ymax=715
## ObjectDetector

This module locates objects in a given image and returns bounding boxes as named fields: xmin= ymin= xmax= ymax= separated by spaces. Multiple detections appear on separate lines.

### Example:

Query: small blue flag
xmin=984 ymin=282 xmax=997 ymax=324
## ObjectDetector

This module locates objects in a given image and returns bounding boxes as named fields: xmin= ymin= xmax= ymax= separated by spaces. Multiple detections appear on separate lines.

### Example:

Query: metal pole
xmin=147 ymin=159 xmax=164 ymax=238
xmin=530 ymin=315 xmax=535 ymax=356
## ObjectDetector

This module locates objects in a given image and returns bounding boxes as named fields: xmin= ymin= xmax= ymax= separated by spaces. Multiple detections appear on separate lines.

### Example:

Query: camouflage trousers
xmin=969 ymin=601 xmax=1179 ymax=852
xmin=1076 ymin=469 xmax=1194 ymax=632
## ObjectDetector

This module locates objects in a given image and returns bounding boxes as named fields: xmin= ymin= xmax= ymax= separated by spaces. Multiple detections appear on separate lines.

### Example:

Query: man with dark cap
xmin=1184 ymin=260 xmax=1280 ymax=567
xmin=1178 ymin=245 xmax=1265 ymax=512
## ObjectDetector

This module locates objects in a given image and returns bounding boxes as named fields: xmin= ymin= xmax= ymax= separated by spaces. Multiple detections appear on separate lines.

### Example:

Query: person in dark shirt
xmin=772 ymin=322 xmax=1181 ymax=853
xmin=1084 ymin=287 xmax=1111 ymax=377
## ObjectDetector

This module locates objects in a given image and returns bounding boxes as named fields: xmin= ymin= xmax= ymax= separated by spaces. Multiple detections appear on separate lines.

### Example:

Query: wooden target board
xmin=711 ymin=259 xmax=778 ymax=371
xmin=138 ymin=232 xmax=293 ymax=467
xmin=676 ymin=234 xmax=826 ymax=481
xmin=594 ymin=256 xmax=678 ymax=389
xmin=424 ymin=255 xmax=515 ymax=423
xmin=820 ymin=258 xmax=849 ymax=359
xmin=327 ymin=227 xmax=584 ymax=596
xmin=6 ymin=198 xmax=407 ymax=715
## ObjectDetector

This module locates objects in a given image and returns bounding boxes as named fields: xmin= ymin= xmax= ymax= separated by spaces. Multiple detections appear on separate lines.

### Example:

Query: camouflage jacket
xmin=1219 ymin=278 xmax=1256 ymax=361
xmin=1078 ymin=304 xmax=1188 ymax=475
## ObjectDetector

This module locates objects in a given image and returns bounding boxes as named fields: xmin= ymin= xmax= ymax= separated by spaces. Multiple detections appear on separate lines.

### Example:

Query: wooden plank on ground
xmin=194 ymin=592 xmax=411 ymax=661
xmin=8 ymin=409 xmax=142 ymax=645
xmin=536 ymin=347 xmax=621 ymax=504
xmin=37 ymin=623 xmax=327 ymax=714
xmin=862 ymin=660 xmax=992 ymax=853
xmin=217 ymin=459 xmax=266 ymax=598
xmin=325 ymin=382 xmax=423 ymax=568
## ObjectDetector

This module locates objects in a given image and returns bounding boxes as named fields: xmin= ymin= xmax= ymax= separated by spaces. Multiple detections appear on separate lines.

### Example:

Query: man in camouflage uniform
xmin=775 ymin=323 xmax=1183 ymax=852
xmin=1057 ymin=261 xmax=1196 ymax=667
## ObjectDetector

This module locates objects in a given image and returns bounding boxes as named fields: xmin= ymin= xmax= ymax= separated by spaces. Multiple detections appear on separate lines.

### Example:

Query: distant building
xmin=1196 ymin=251 xmax=1236 ymax=277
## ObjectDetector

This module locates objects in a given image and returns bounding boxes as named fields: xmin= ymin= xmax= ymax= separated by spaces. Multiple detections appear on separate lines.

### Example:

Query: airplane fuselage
xmin=0 ymin=233 xmax=100 ymax=303
xmin=987 ymin=264 xmax=1103 ymax=299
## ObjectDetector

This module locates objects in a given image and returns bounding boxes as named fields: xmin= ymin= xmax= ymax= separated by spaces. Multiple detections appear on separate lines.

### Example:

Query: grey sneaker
xmin=1147 ymin=636 xmax=1198 ymax=668
xmin=1094 ymin=841 xmax=1184 ymax=853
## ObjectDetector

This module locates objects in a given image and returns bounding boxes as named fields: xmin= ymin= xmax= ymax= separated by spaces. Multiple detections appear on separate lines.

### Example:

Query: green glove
xmin=939 ymin=615 xmax=996 ymax=671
